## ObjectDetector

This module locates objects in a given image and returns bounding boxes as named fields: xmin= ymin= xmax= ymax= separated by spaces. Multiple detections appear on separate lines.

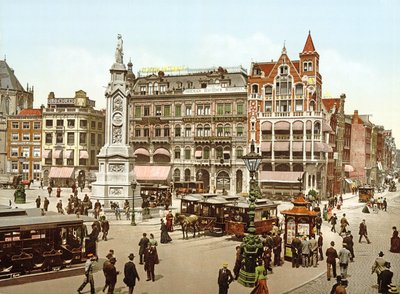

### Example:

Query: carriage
xmin=174 ymin=181 xmax=205 ymax=196
xmin=179 ymin=193 xmax=278 ymax=237
xmin=358 ymin=186 xmax=374 ymax=202
xmin=0 ymin=208 xmax=96 ymax=279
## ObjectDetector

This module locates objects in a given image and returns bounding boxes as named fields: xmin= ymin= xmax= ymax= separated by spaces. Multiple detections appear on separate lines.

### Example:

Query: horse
xmin=174 ymin=213 xmax=200 ymax=239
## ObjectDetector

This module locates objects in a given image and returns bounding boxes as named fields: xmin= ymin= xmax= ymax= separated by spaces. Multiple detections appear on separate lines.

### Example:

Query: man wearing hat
xmin=103 ymin=257 xmax=119 ymax=294
xmin=338 ymin=242 xmax=351 ymax=278
xmin=359 ymin=219 xmax=371 ymax=244
xmin=124 ymin=253 xmax=140 ymax=294
xmin=77 ymin=253 xmax=97 ymax=294
xmin=343 ymin=231 xmax=354 ymax=262
xmin=335 ymin=278 xmax=348 ymax=294
xmin=380 ymin=262 xmax=393 ymax=294
xmin=218 ymin=263 xmax=234 ymax=294
xmin=166 ymin=210 xmax=174 ymax=232
xmin=371 ymin=251 xmax=387 ymax=290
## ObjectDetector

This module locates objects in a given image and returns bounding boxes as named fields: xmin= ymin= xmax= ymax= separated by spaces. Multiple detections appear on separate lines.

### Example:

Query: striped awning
xmin=292 ymin=121 xmax=304 ymax=131
xmin=64 ymin=150 xmax=74 ymax=159
xmin=79 ymin=150 xmax=89 ymax=159
xmin=292 ymin=142 xmax=303 ymax=152
xmin=134 ymin=166 xmax=171 ymax=182
xmin=134 ymin=148 xmax=150 ymax=157
xmin=260 ymin=171 xmax=304 ymax=183
xmin=42 ymin=150 xmax=52 ymax=159
xmin=195 ymin=150 xmax=202 ymax=158
xmin=274 ymin=121 xmax=290 ymax=131
xmin=53 ymin=150 xmax=62 ymax=159
xmin=274 ymin=141 xmax=289 ymax=151
xmin=261 ymin=142 xmax=271 ymax=152
xmin=48 ymin=167 xmax=74 ymax=178
xmin=261 ymin=122 xmax=272 ymax=131
xmin=153 ymin=148 xmax=171 ymax=157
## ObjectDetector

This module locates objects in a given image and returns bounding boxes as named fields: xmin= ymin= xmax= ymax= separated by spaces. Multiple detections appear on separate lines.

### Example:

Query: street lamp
xmin=130 ymin=180 xmax=137 ymax=226
xmin=237 ymin=140 xmax=263 ymax=287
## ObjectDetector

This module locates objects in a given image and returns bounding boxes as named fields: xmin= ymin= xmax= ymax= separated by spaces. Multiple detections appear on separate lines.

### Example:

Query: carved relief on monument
xmin=109 ymin=187 xmax=123 ymax=196
xmin=113 ymin=96 xmax=123 ymax=112
xmin=109 ymin=164 xmax=125 ymax=172
xmin=112 ymin=112 xmax=123 ymax=126
xmin=112 ymin=126 xmax=122 ymax=143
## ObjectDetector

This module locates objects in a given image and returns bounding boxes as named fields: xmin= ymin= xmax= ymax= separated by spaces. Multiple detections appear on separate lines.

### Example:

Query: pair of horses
xmin=174 ymin=213 xmax=201 ymax=239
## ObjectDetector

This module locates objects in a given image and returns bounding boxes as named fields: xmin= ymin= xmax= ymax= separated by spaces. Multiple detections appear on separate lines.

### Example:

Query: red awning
xmin=261 ymin=142 xmax=271 ymax=152
xmin=153 ymin=148 xmax=171 ymax=157
xmin=292 ymin=142 xmax=303 ymax=152
xmin=134 ymin=166 xmax=171 ymax=182
xmin=64 ymin=150 xmax=74 ymax=159
xmin=134 ymin=148 xmax=150 ymax=157
xmin=195 ymin=150 xmax=202 ymax=158
xmin=42 ymin=150 xmax=52 ymax=159
xmin=260 ymin=171 xmax=304 ymax=183
xmin=261 ymin=122 xmax=272 ymax=131
xmin=274 ymin=141 xmax=289 ymax=151
xmin=292 ymin=121 xmax=304 ymax=131
xmin=79 ymin=150 xmax=89 ymax=159
xmin=48 ymin=167 xmax=74 ymax=178
xmin=53 ymin=150 xmax=62 ymax=159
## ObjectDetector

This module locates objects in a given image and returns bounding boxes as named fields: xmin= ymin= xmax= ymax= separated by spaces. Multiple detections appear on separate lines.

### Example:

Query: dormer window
xmin=280 ymin=65 xmax=288 ymax=75
xmin=303 ymin=61 xmax=313 ymax=72
xmin=253 ymin=67 xmax=261 ymax=75
xmin=251 ymin=84 xmax=259 ymax=94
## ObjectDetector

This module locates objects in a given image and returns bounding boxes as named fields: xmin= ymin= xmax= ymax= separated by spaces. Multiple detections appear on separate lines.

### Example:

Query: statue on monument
xmin=115 ymin=34 xmax=124 ymax=64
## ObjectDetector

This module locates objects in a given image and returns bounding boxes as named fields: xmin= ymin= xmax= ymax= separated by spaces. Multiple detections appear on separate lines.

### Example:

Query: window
xmin=33 ymin=148 xmax=40 ymax=157
xmin=160 ymin=85 xmax=166 ymax=94
xmin=56 ymin=158 xmax=63 ymax=165
xmin=23 ymin=122 xmax=30 ymax=129
xmin=201 ymin=83 xmax=207 ymax=88
xmin=184 ymin=148 xmax=191 ymax=160
xmin=11 ymin=133 xmax=18 ymax=141
xmin=303 ymin=61 xmax=313 ymax=72
xmin=148 ymin=83 xmax=153 ymax=95
xmin=56 ymin=132 xmax=63 ymax=144
xmin=22 ymin=133 xmax=30 ymax=141
xmin=57 ymin=119 xmax=64 ymax=127
xmin=224 ymin=104 xmax=231 ymax=114
xmin=204 ymin=147 xmax=210 ymax=159
xmin=174 ymin=148 xmax=181 ymax=160
xmin=184 ymin=126 xmax=191 ymax=137
xmin=143 ymin=128 xmax=149 ymax=137
xmin=80 ymin=120 xmax=87 ymax=128
xmin=97 ymin=134 xmax=102 ymax=145
xmin=91 ymin=150 xmax=96 ymax=165
xmin=67 ymin=119 xmax=75 ymax=128
xmin=224 ymin=124 xmax=231 ymax=136
xmin=46 ymin=120 xmax=53 ymax=127
xmin=91 ymin=133 xmax=96 ymax=145
xmin=80 ymin=133 xmax=87 ymax=144
xmin=196 ymin=125 xmax=203 ymax=137
xmin=140 ymin=85 xmax=146 ymax=95
xmin=155 ymin=106 xmax=162 ymax=116
xmin=135 ymin=128 xmax=141 ymax=137
xmin=164 ymin=126 xmax=170 ymax=137
xmin=33 ymin=122 xmax=41 ymax=129
xmin=252 ymin=84 xmax=259 ymax=94
xmin=175 ymin=125 xmax=181 ymax=137
xmin=280 ymin=65 xmax=288 ymax=75
xmin=154 ymin=83 xmax=159 ymax=95
xmin=143 ymin=106 xmax=150 ymax=116
xmin=98 ymin=122 xmax=103 ymax=130
xmin=295 ymin=100 xmax=303 ymax=112
xmin=45 ymin=133 xmax=52 ymax=144
xmin=204 ymin=125 xmax=211 ymax=136
xmin=265 ymin=101 xmax=272 ymax=112
xmin=155 ymin=126 xmax=162 ymax=137
xmin=91 ymin=121 xmax=96 ymax=129
xmin=164 ymin=105 xmax=171 ymax=117
xmin=276 ymin=76 xmax=292 ymax=95
xmin=216 ymin=148 xmax=223 ymax=159
xmin=67 ymin=132 xmax=75 ymax=145
xmin=204 ymin=104 xmax=210 ymax=115
xmin=12 ymin=122 xmax=19 ymax=129
xmin=265 ymin=85 xmax=272 ymax=95
xmin=197 ymin=105 xmax=204 ymax=115
xmin=217 ymin=125 xmax=223 ymax=136
xmin=135 ymin=106 xmax=141 ymax=117
xmin=237 ymin=103 xmax=244 ymax=115
xmin=45 ymin=158 xmax=52 ymax=165
xmin=236 ymin=147 xmax=243 ymax=158
xmin=217 ymin=104 xmax=223 ymax=115
xmin=295 ymin=84 xmax=303 ymax=95
xmin=11 ymin=148 xmax=18 ymax=157
xmin=33 ymin=163 xmax=41 ymax=171
xmin=175 ymin=104 xmax=181 ymax=117
xmin=11 ymin=161 xmax=18 ymax=171
xmin=185 ymin=105 xmax=192 ymax=116
xmin=22 ymin=147 xmax=29 ymax=157
xmin=237 ymin=125 xmax=244 ymax=136
xmin=187 ymin=81 xmax=193 ymax=89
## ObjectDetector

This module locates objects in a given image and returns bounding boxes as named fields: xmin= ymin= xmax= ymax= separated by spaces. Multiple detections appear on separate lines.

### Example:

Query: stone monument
xmin=91 ymin=34 xmax=136 ymax=207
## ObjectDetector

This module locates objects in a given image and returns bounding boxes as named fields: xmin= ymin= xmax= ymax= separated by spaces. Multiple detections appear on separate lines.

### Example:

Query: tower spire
xmin=302 ymin=31 xmax=316 ymax=53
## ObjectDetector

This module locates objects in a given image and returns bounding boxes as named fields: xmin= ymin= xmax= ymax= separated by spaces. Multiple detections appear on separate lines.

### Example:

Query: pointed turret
xmin=302 ymin=31 xmax=316 ymax=53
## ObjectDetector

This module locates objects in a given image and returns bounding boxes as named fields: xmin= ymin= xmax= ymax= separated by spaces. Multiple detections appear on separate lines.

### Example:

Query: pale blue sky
xmin=1 ymin=0 xmax=399 ymax=145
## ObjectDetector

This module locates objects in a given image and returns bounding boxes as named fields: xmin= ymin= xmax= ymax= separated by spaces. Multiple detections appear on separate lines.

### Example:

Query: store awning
xmin=195 ymin=150 xmax=202 ymax=158
xmin=261 ymin=142 xmax=271 ymax=152
xmin=261 ymin=122 xmax=272 ymax=131
xmin=64 ymin=150 xmax=74 ymax=159
xmin=345 ymin=178 xmax=353 ymax=184
xmin=260 ymin=171 xmax=304 ymax=183
xmin=314 ymin=142 xmax=325 ymax=152
xmin=274 ymin=141 xmax=289 ymax=151
xmin=322 ymin=121 xmax=333 ymax=133
xmin=344 ymin=165 xmax=354 ymax=172
xmin=79 ymin=150 xmax=89 ymax=159
xmin=153 ymin=148 xmax=170 ymax=157
xmin=53 ymin=150 xmax=63 ymax=159
xmin=48 ymin=167 xmax=74 ymax=179
xmin=274 ymin=121 xmax=290 ymax=131
xmin=306 ymin=121 xmax=312 ymax=130
xmin=292 ymin=121 xmax=304 ymax=131
xmin=292 ymin=142 xmax=303 ymax=152
xmin=134 ymin=148 xmax=150 ymax=157
xmin=43 ymin=150 xmax=52 ymax=159
xmin=134 ymin=166 xmax=171 ymax=182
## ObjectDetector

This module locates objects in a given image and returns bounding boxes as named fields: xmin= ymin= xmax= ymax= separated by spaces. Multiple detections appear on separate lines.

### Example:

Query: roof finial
xmin=282 ymin=40 xmax=287 ymax=55
xmin=4 ymin=54 xmax=6 ymax=61
xmin=309 ymin=30 xmax=311 ymax=35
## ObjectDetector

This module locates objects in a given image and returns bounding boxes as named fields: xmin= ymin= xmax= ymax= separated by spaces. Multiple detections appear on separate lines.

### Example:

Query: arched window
xmin=175 ymin=124 xmax=181 ymax=137
xmin=184 ymin=169 xmax=191 ymax=181
xmin=216 ymin=146 xmax=223 ymax=159
xmin=224 ymin=124 xmax=231 ymax=136
xmin=204 ymin=124 xmax=211 ymax=136
xmin=174 ymin=147 xmax=181 ymax=160
xmin=251 ymin=84 xmax=259 ymax=94
xmin=309 ymin=100 xmax=315 ymax=111
xmin=236 ymin=147 xmax=243 ymax=159
xmin=184 ymin=125 xmax=191 ymax=137
xmin=184 ymin=147 xmax=191 ymax=160
xmin=196 ymin=124 xmax=203 ymax=137
xmin=203 ymin=146 xmax=210 ymax=159
xmin=173 ymin=168 xmax=180 ymax=182
xmin=314 ymin=122 xmax=321 ymax=134
xmin=265 ymin=85 xmax=272 ymax=96
xmin=236 ymin=124 xmax=244 ymax=136
xmin=155 ymin=125 xmax=161 ymax=137
xmin=154 ymin=83 xmax=159 ymax=95
xmin=295 ymin=84 xmax=303 ymax=95
xmin=217 ymin=124 xmax=224 ymax=137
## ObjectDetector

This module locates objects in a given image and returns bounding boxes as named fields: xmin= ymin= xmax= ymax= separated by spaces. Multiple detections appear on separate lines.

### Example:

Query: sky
xmin=0 ymin=0 xmax=399 ymax=145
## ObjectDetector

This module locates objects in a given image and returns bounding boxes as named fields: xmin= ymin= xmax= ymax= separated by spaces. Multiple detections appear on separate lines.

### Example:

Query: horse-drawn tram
xmin=179 ymin=193 xmax=278 ymax=237
xmin=0 ymin=208 xmax=96 ymax=279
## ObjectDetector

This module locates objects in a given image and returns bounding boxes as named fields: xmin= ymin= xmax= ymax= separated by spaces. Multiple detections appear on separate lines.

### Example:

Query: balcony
xmin=193 ymin=159 xmax=211 ymax=166
xmin=250 ymin=93 xmax=262 ymax=99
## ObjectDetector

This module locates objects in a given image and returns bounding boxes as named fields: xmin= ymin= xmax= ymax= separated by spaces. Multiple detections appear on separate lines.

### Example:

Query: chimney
xmin=352 ymin=110 xmax=359 ymax=124
xmin=48 ymin=92 xmax=55 ymax=99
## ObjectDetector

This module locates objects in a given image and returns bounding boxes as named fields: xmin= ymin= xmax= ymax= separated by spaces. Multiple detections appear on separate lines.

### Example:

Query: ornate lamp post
xmin=238 ymin=141 xmax=263 ymax=287
xmin=130 ymin=180 xmax=137 ymax=226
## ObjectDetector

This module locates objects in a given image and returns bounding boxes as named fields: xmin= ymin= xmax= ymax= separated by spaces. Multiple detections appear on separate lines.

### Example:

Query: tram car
xmin=179 ymin=194 xmax=278 ymax=237
xmin=358 ymin=185 xmax=374 ymax=202
xmin=0 ymin=207 xmax=96 ymax=278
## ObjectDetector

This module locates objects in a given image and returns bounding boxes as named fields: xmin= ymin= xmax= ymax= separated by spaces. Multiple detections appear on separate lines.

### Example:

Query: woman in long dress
xmin=390 ymin=226 xmax=400 ymax=253
xmin=160 ymin=219 xmax=172 ymax=244
xmin=250 ymin=259 xmax=269 ymax=294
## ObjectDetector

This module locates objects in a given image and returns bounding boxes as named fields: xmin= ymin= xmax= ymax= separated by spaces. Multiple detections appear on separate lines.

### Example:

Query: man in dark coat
xmin=272 ymin=233 xmax=282 ymax=266
xmin=291 ymin=235 xmax=302 ymax=268
xmin=326 ymin=241 xmax=338 ymax=281
xmin=138 ymin=233 xmax=149 ymax=264
xmin=124 ymin=253 xmax=140 ymax=294
xmin=343 ymin=231 xmax=355 ymax=261
xmin=318 ymin=232 xmax=324 ymax=260
xmin=101 ymin=217 xmax=110 ymax=241
xmin=380 ymin=262 xmax=393 ymax=294
xmin=43 ymin=197 xmax=50 ymax=212
xmin=36 ymin=196 xmax=41 ymax=208
xmin=217 ymin=263 xmax=234 ymax=294
xmin=359 ymin=219 xmax=371 ymax=243
xmin=144 ymin=245 xmax=158 ymax=282
xmin=103 ymin=257 xmax=119 ymax=294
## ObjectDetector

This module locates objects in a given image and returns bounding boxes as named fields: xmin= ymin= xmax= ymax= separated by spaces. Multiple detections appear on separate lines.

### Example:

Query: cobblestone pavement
xmin=288 ymin=190 xmax=400 ymax=294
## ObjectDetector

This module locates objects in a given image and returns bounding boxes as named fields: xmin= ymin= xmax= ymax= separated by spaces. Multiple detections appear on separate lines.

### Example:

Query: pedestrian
xmin=101 ymin=216 xmax=110 ymax=241
xmin=43 ymin=197 xmax=49 ymax=212
xmin=47 ymin=186 xmax=52 ymax=197
xmin=371 ymin=251 xmax=386 ymax=289
xmin=77 ymin=253 xmax=97 ymax=294
xmin=329 ymin=213 xmax=338 ymax=233
xmin=262 ymin=242 xmax=273 ymax=274
xmin=144 ymin=244 xmax=158 ymax=282
xmin=383 ymin=198 xmax=388 ymax=211
xmin=103 ymin=257 xmax=119 ymax=294
xmin=94 ymin=200 xmax=102 ymax=219
xmin=123 ymin=253 xmax=140 ymax=294
xmin=390 ymin=226 xmax=400 ymax=253
xmin=123 ymin=200 xmax=130 ymax=220
xmin=291 ymin=234 xmax=302 ymax=268
xmin=272 ymin=232 xmax=282 ymax=267
xmin=250 ymin=259 xmax=269 ymax=294
xmin=166 ymin=210 xmax=174 ymax=232
xmin=323 ymin=204 xmax=328 ymax=221
xmin=340 ymin=214 xmax=349 ymax=235
xmin=309 ymin=235 xmax=318 ymax=267
xmin=233 ymin=246 xmax=242 ymax=279
xmin=330 ymin=275 xmax=342 ymax=294
xmin=318 ymin=232 xmax=324 ymax=261
xmin=217 ymin=263 xmax=234 ymax=294
xmin=338 ymin=243 xmax=351 ymax=278
xmin=343 ymin=231 xmax=354 ymax=262
xmin=315 ymin=214 xmax=322 ymax=235
xmin=102 ymin=253 xmax=112 ymax=293
xmin=149 ymin=233 xmax=158 ymax=246
xmin=160 ymin=219 xmax=172 ymax=244
xmin=359 ymin=219 xmax=371 ymax=243
xmin=334 ymin=278 xmax=348 ymax=294
xmin=326 ymin=241 xmax=338 ymax=281
xmin=138 ymin=233 xmax=149 ymax=264
xmin=35 ymin=195 xmax=41 ymax=208
xmin=380 ymin=262 xmax=393 ymax=294
xmin=301 ymin=235 xmax=311 ymax=268
xmin=56 ymin=186 xmax=61 ymax=197
xmin=56 ymin=200 xmax=64 ymax=214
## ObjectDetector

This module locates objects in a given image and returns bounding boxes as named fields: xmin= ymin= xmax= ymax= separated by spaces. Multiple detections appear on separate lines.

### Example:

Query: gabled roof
xmin=322 ymin=98 xmax=341 ymax=113
xmin=257 ymin=63 xmax=275 ymax=77
xmin=302 ymin=32 xmax=316 ymax=53
xmin=18 ymin=109 xmax=42 ymax=116
xmin=0 ymin=60 xmax=25 ymax=91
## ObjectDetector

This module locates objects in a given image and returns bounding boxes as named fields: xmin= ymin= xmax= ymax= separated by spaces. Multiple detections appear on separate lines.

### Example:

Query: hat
xmin=222 ymin=263 xmax=228 ymax=268
xmin=110 ymin=257 xmax=117 ymax=262
xmin=341 ymin=278 xmax=348 ymax=286
xmin=128 ymin=253 xmax=135 ymax=260
xmin=389 ymin=284 xmax=399 ymax=294
xmin=87 ymin=253 xmax=94 ymax=257
xmin=379 ymin=251 xmax=384 ymax=257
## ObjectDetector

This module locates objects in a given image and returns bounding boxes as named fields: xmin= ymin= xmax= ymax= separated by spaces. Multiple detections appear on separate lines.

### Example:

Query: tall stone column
xmin=92 ymin=34 xmax=136 ymax=207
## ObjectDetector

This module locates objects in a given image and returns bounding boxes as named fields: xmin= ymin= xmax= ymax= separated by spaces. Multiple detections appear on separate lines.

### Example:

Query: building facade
xmin=247 ymin=33 xmax=332 ymax=199
xmin=6 ymin=109 xmax=42 ymax=181
xmin=41 ymin=90 xmax=105 ymax=187
xmin=129 ymin=64 xmax=249 ymax=194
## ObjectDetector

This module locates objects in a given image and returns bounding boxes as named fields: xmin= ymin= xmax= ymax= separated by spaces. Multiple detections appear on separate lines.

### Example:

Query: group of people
xmin=290 ymin=233 xmax=323 ymax=269
xmin=371 ymin=251 xmax=396 ymax=293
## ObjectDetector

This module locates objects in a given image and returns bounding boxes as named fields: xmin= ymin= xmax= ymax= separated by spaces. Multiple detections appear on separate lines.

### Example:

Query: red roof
xmin=292 ymin=61 xmax=300 ymax=73
xmin=302 ymin=32 xmax=316 ymax=52
xmin=257 ymin=63 xmax=275 ymax=77
xmin=19 ymin=109 xmax=42 ymax=116
xmin=322 ymin=98 xmax=341 ymax=112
